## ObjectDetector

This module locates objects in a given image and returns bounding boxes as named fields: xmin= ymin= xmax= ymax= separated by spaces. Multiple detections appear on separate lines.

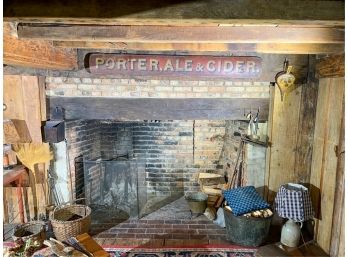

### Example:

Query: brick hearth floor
xmin=91 ymin=197 xmax=231 ymax=247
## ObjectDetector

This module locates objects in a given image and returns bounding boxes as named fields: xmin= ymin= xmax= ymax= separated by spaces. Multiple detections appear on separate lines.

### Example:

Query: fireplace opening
xmin=82 ymin=156 xmax=144 ymax=223
xmin=63 ymin=119 xmax=267 ymax=232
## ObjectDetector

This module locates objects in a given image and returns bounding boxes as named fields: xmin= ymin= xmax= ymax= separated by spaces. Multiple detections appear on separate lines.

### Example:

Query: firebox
xmin=64 ymin=119 xmax=267 ymax=223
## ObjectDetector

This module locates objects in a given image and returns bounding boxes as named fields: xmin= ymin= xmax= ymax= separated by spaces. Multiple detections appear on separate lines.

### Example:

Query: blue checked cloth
xmin=223 ymin=186 xmax=270 ymax=216
xmin=275 ymin=183 xmax=314 ymax=222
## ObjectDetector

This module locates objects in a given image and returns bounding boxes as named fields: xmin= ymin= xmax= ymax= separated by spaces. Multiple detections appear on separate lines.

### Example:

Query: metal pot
xmin=185 ymin=192 xmax=208 ymax=214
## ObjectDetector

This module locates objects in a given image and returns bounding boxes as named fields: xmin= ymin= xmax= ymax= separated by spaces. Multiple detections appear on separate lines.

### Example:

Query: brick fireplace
xmin=47 ymin=76 xmax=269 ymax=226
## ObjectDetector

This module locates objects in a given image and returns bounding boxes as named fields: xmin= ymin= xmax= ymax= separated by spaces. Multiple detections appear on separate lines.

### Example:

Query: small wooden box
xmin=44 ymin=120 xmax=65 ymax=143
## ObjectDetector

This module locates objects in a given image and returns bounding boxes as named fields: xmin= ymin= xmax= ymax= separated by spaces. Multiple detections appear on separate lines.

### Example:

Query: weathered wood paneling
xmin=3 ymin=187 xmax=21 ymax=223
xmin=21 ymin=76 xmax=44 ymax=142
xmin=4 ymin=75 xmax=25 ymax=120
xmin=266 ymin=57 xmax=319 ymax=201
xmin=17 ymin=24 xmax=344 ymax=44
xmin=38 ymin=76 xmax=47 ymax=122
xmin=3 ymin=189 xmax=9 ymax=223
xmin=266 ymin=84 xmax=303 ymax=202
xmin=4 ymin=75 xmax=46 ymax=142
xmin=47 ymin=97 xmax=269 ymax=121
xmin=309 ymin=77 xmax=344 ymax=253
xmin=294 ymin=57 xmax=318 ymax=183
xmin=264 ymin=86 xmax=275 ymax=199
xmin=3 ymin=120 xmax=32 ymax=144
xmin=329 ymin=96 xmax=344 ymax=257
xmin=337 ymin=209 xmax=345 ymax=257
xmin=3 ymin=22 xmax=77 ymax=70
xmin=316 ymin=54 xmax=345 ymax=78
xmin=267 ymin=74 xmax=344 ymax=253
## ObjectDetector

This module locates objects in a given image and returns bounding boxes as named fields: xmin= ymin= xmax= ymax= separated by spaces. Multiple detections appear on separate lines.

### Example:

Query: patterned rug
xmin=21 ymin=246 xmax=256 ymax=257
xmin=103 ymin=246 xmax=257 ymax=257
xmin=24 ymin=244 xmax=256 ymax=257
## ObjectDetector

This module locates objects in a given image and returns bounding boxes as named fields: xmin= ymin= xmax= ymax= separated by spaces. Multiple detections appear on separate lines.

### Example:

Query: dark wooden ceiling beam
xmin=4 ymin=18 xmax=345 ymax=27
xmin=47 ymin=97 xmax=269 ymax=121
xmin=4 ymin=22 xmax=78 ymax=70
xmin=4 ymin=0 xmax=344 ymax=26
xmin=17 ymin=24 xmax=344 ymax=44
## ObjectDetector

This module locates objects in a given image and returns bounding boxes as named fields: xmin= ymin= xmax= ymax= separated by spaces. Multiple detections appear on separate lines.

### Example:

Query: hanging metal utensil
xmin=275 ymin=59 xmax=296 ymax=101
xmin=252 ymin=107 xmax=260 ymax=139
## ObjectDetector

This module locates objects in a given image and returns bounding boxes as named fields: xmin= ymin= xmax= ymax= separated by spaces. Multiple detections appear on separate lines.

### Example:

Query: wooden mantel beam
xmin=48 ymin=97 xmax=269 ymax=121
xmin=17 ymin=24 xmax=344 ymax=44
xmin=53 ymin=41 xmax=344 ymax=55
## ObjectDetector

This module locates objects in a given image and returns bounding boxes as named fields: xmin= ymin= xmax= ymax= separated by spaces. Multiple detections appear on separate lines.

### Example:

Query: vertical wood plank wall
xmin=337 ymin=209 xmax=345 ymax=257
xmin=3 ymin=75 xmax=48 ymax=222
xmin=4 ymin=75 xmax=46 ymax=142
xmin=267 ymin=76 xmax=344 ymax=254
xmin=266 ymin=79 xmax=318 ymax=202
xmin=294 ymin=80 xmax=319 ymax=183
xmin=266 ymin=85 xmax=303 ymax=201
xmin=331 ymin=101 xmax=344 ymax=257
xmin=310 ymin=77 xmax=344 ymax=253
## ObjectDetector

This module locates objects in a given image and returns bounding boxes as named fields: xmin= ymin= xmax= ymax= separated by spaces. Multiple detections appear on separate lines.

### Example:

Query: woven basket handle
xmin=52 ymin=198 xmax=86 ymax=219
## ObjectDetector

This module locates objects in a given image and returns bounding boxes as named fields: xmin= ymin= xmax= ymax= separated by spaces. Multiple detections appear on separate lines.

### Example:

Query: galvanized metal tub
xmin=223 ymin=208 xmax=272 ymax=247
xmin=185 ymin=192 xmax=208 ymax=213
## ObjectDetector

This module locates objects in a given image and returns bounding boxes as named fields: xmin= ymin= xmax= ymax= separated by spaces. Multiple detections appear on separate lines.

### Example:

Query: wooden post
xmin=329 ymin=94 xmax=345 ymax=257
xmin=16 ymin=178 xmax=25 ymax=223
xmin=309 ymin=77 xmax=344 ymax=252
xmin=264 ymin=85 xmax=275 ymax=200
xmin=294 ymin=56 xmax=318 ymax=184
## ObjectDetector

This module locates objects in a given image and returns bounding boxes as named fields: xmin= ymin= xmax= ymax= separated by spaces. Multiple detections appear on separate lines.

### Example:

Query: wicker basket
xmin=50 ymin=201 xmax=91 ymax=241
xmin=13 ymin=221 xmax=45 ymax=245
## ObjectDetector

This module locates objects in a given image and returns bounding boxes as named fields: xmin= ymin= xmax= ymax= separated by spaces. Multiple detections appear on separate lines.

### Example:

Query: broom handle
xmin=29 ymin=168 xmax=39 ymax=220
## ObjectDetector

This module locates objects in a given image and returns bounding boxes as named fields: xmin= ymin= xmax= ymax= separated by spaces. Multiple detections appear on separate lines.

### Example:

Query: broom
xmin=13 ymin=143 xmax=53 ymax=220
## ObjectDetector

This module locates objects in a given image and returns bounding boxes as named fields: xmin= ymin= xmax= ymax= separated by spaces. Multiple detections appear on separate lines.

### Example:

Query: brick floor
xmin=4 ymin=197 xmax=232 ymax=248
xmin=93 ymin=218 xmax=227 ymax=241
xmin=91 ymin=197 xmax=231 ymax=247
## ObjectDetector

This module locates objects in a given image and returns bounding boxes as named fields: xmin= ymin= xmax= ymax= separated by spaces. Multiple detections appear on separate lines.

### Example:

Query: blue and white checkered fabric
xmin=223 ymin=186 xmax=270 ymax=216
xmin=275 ymin=183 xmax=314 ymax=222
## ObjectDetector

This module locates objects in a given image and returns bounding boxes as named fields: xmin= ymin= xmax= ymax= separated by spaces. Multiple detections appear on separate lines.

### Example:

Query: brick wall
xmin=218 ymin=120 xmax=268 ymax=196
xmin=66 ymin=119 xmax=267 ymax=202
xmin=65 ymin=120 xmax=101 ymax=199
xmin=133 ymin=120 xmax=192 ymax=196
xmin=99 ymin=121 xmax=134 ymax=159
xmin=65 ymin=120 xmax=228 ymax=197
xmin=193 ymin=120 xmax=225 ymax=169
xmin=45 ymin=77 xmax=270 ymax=98
xmin=219 ymin=120 xmax=248 ymax=178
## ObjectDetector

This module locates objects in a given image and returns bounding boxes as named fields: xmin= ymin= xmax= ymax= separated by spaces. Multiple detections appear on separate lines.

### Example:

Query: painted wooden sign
xmin=89 ymin=54 xmax=262 ymax=78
